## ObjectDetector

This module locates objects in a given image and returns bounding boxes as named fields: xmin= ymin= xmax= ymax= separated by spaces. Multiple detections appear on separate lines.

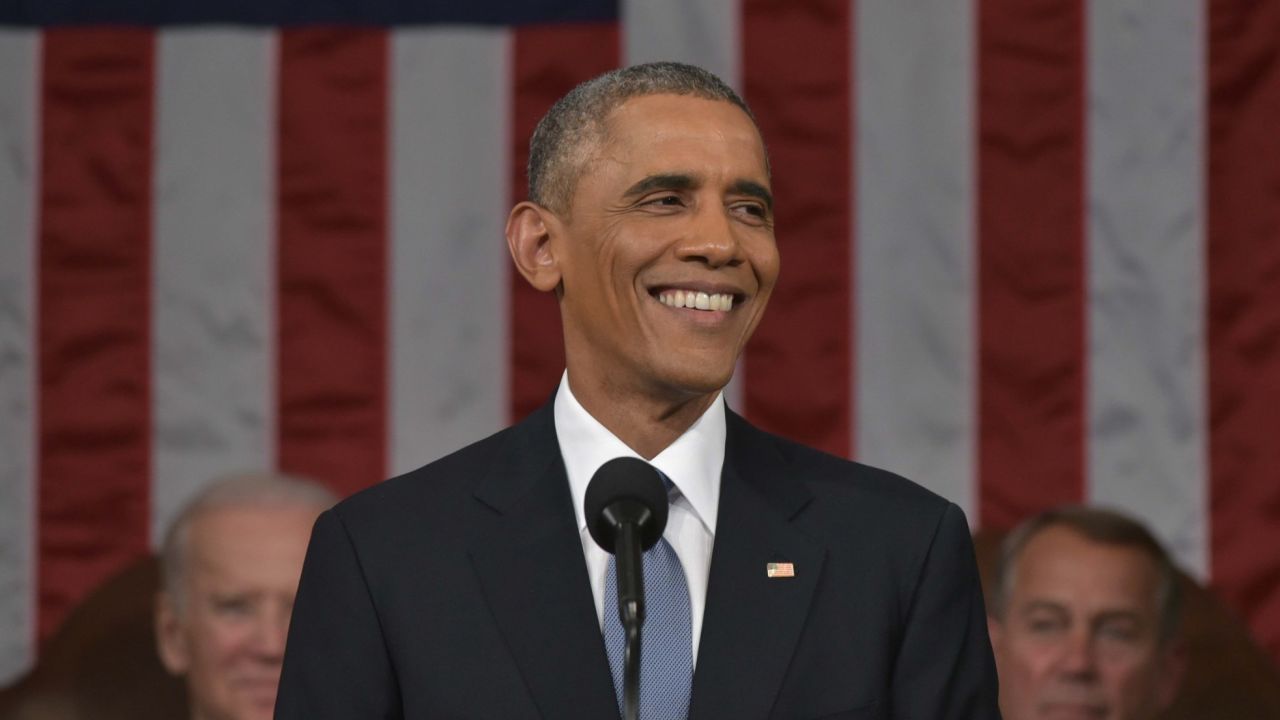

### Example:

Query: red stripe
xmin=1207 ymin=0 xmax=1280 ymax=662
xmin=37 ymin=29 xmax=155 ymax=642
xmin=509 ymin=23 xmax=619 ymax=422
xmin=977 ymin=0 xmax=1086 ymax=529
xmin=276 ymin=29 xmax=389 ymax=497
xmin=741 ymin=0 xmax=853 ymax=458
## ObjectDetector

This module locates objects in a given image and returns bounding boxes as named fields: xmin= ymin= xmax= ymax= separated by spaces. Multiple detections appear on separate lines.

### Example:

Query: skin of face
xmin=155 ymin=504 xmax=320 ymax=720
xmin=507 ymin=94 xmax=779 ymax=455
xmin=989 ymin=525 xmax=1186 ymax=720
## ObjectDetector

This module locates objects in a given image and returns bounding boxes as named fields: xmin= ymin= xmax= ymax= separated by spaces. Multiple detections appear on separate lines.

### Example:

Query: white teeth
xmin=657 ymin=290 xmax=735 ymax=312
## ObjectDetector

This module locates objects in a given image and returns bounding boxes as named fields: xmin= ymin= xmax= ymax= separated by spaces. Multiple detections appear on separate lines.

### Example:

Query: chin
xmin=654 ymin=362 xmax=736 ymax=399
xmin=223 ymin=685 xmax=280 ymax=720
xmin=237 ymin=698 xmax=279 ymax=720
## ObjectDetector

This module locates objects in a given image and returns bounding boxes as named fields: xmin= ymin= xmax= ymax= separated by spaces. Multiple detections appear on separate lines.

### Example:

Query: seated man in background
xmin=989 ymin=506 xmax=1187 ymax=720
xmin=154 ymin=472 xmax=335 ymax=720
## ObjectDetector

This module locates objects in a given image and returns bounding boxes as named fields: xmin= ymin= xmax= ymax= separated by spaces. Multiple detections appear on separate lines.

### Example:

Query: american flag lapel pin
xmin=766 ymin=562 xmax=795 ymax=578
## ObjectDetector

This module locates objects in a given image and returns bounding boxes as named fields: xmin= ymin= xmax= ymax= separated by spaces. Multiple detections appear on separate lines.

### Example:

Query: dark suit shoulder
xmin=730 ymin=410 xmax=952 ymax=519
xmin=727 ymin=412 xmax=966 ymax=602
xmin=329 ymin=399 xmax=562 ymax=549
xmin=335 ymin=423 xmax=514 ymax=522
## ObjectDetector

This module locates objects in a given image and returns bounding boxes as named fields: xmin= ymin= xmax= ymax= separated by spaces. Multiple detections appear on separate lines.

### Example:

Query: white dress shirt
xmin=554 ymin=372 xmax=723 ymax=665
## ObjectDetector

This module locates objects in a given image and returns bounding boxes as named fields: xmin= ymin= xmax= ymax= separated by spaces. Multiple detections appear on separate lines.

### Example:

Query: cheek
xmin=1003 ymin=632 xmax=1064 ymax=681
xmin=190 ymin=618 xmax=257 ymax=669
xmin=1006 ymin=636 xmax=1063 ymax=683
xmin=1098 ymin=655 xmax=1156 ymax=699
xmin=747 ymin=249 xmax=779 ymax=288
xmin=996 ymin=641 xmax=1058 ymax=712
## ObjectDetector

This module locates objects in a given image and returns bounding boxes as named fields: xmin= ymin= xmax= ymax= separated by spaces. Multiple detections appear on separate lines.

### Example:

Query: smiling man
xmin=155 ymin=472 xmax=335 ymax=720
xmin=989 ymin=507 xmax=1186 ymax=720
xmin=507 ymin=89 xmax=778 ymax=461
xmin=276 ymin=62 xmax=1000 ymax=719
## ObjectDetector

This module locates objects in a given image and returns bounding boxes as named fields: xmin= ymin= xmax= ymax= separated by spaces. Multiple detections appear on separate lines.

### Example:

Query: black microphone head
xmin=584 ymin=457 xmax=669 ymax=554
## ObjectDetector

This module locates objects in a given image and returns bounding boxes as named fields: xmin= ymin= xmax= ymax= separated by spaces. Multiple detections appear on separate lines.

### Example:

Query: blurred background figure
xmin=154 ymin=472 xmax=334 ymax=720
xmin=988 ymin=507 xmax=1185 ymax=720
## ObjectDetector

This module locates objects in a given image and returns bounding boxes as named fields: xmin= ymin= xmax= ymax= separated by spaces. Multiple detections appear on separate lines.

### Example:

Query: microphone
xmin=584 ymin=457 xmax=669 ymax=720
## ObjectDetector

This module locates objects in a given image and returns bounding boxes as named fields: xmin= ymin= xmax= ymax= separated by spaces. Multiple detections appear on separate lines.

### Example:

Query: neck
xmin=566 ymin=371 xmax=719 ymax=460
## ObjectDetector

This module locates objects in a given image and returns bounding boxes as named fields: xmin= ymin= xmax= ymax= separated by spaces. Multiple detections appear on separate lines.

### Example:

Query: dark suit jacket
xmin=276 ymin=400 xmax=1000 ymax=719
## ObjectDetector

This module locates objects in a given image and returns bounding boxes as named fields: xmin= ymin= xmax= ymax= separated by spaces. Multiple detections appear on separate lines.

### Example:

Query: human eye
xmin=1024 ymin=611 xmax=1067 ymax=635
xmin=210 ymin=594 xmax=254 ymax=617
xmin=642 ymin=193 xmax=685 ymax=209
xmin=1096 ymin=619 xmax=1140 ymax=643
xmin=730 ymin=200 xmax=771 ymax=225
xmin=1029 ymin=618 xmax=1061 ymax=633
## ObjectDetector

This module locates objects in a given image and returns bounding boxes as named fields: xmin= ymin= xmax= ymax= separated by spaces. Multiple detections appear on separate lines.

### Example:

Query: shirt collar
xmin=555 ymin=372 xmax=724 ymax=537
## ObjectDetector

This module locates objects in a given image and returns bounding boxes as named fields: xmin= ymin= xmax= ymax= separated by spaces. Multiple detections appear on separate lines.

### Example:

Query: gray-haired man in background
xmin=154 ymin=472 xmax=334 ymax=720
xmin=989 ymin=506 xmax=1187 ymax=720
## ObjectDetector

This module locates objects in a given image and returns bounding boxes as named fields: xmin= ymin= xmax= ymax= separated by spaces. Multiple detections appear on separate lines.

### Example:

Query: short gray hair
xmin=993 ymin=505 xmax=1184 ymax=644
xmin=527 ymin=61 xmax=762 ymax=214
xmin=159 ymin=471 xmax=336 ymax=612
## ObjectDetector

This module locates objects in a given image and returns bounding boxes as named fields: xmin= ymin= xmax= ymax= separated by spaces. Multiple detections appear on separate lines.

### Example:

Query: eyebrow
xmin=1020 ymin=602 xmax=1145 ymax=626
xmin=1020 ymin=600 xmax=1068 ymax=616
xmin=621 ymin=173 xmax=774 ymax=211
xmin=730 ymin=179 xmax=774 ymax=211
xmin=621 ymin=173 xmax=697 ymax=200
xmin=1092 ymin=610 xmax=1143 ymax=627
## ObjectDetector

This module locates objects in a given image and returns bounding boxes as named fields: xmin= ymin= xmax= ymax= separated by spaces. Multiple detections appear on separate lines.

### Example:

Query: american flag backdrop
xmin=1 ymin=0 xmax=1278 ymax=685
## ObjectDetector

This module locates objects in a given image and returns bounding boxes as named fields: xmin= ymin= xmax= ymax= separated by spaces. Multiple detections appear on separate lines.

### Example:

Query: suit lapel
xmin=689 ymin=410 xmax=825 ymax=720
xmin=467 ymin=402 xmax=620 ymax=719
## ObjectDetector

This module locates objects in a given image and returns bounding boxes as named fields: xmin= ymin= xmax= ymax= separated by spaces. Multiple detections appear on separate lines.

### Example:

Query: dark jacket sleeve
xmin=275 ymin=508 xmax=402 ymax=719
xmin=891 ymin=502 xmax=1001 ymax=719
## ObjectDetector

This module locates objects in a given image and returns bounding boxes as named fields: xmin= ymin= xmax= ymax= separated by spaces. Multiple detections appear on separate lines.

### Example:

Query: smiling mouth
xmin=654 ymin=288 xmax=737 ymax=312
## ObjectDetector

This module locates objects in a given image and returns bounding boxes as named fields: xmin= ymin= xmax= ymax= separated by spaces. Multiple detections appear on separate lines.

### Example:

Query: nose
xmin=674 ymin=203 xmax=741 ymax=269
xmin=1056 ymin=628 xmax=1098 ymax=680
xmin=250 ymin=605 xmax=290 ymax=660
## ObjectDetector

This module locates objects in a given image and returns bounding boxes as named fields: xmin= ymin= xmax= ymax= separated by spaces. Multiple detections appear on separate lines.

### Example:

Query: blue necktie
xmin=603 ymin=480 xmax=693 ymax=719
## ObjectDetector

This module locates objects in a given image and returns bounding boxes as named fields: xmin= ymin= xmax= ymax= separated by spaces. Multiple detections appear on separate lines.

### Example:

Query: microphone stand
xmin=615 ymin=519 xmax=644 ymax=720
xmin=586 ymin=458 xmax=666 ymax=720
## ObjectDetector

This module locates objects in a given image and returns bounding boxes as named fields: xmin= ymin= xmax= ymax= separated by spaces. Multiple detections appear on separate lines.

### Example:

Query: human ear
xmin=987 ymin=615 xmax=1005 ymax=652
xmin=506 ymin=201 xmax=562 ymax=293
xmin=154 ymin=591 xmax=190 ymax=675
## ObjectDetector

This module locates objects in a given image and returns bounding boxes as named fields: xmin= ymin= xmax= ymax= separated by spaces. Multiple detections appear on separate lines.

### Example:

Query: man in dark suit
xmin=276 ymin=61 xmax=1000 ymax=719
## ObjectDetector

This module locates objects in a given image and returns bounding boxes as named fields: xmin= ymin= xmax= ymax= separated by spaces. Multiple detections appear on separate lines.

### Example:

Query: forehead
xmin=1010 ymin=526 xmax=1161 ymax=615
xmin=591 ymin=94 xmax=768 ymax=180
xmin=185 ymin=505 xmax=317 ymax=587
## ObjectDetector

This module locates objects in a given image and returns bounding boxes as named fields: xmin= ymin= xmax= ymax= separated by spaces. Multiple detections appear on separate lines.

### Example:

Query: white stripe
xmin=621 ymin=0 xmax=746 ymax=409
xmin=0 ymin=30 xmax=38 ymax=685
xmin=854 ymin=0 xmax=977 ymax=520
xmin=152 ymin=30 xmax=276 ymax=546
xmin=622 ymin=0 xmax=741 ymax=90
xmin=1086 ymin=0 xmax=1207 ymax=578
xmin=388 ymin=29 xmax=511 ymax=475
